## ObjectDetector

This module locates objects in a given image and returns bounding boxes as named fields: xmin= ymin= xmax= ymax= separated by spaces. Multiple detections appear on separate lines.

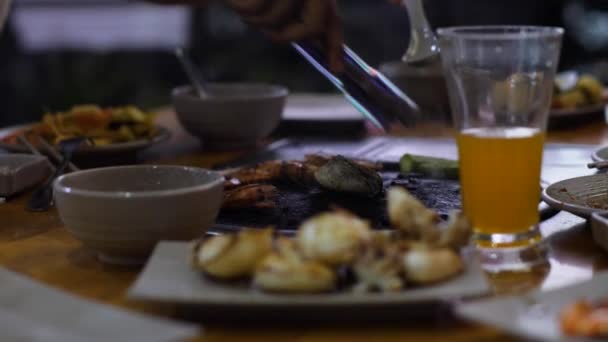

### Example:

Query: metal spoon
xmin=401 ymin=0 xmax=440 ymax=65
xmin=174 ymin=47 xmax=209 ymax=98
xmin=27 ymin=137 xmax=87 ymax=212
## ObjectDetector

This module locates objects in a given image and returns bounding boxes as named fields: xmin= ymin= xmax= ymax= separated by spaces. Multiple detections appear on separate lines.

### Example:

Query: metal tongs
xmin=290 ymin=1 xmax=439 ymax=131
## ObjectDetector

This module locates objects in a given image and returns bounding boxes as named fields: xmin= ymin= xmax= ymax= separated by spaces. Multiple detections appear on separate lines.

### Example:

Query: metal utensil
xmin=402 ymin=0 xmax=440 ymax=65
xmin=292 ymin=41 xmax=420 ymax=130
xmin=35 ymin=136 xmax=80 ymax=173
xmin=17 ymin=135 xmax=57 ymax=173
xmin=27 ymin=137 xmax=87 ymax=212
xmin=174 ymin=47 xmax=209 ymax=98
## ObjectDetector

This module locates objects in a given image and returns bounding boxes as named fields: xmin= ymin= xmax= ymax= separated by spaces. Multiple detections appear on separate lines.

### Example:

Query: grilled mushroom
xmin=314 ymin=156 xmax=383 ymax=197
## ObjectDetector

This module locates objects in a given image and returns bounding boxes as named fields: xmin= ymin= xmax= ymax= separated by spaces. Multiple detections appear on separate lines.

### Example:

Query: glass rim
xmin=436 ymin=26 xmax=564 ymax=40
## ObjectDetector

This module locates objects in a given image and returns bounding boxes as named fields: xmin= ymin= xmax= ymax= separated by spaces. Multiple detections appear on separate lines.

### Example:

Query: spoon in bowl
xmin=401 ymin=0 xmax=440 ymax=65
xmin=174 ymin=47 xmax=209 ymax=98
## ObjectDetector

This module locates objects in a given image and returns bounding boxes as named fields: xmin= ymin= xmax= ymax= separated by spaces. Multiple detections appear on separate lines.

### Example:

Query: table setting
xmin=3 ymin=1 xmax=608 ymax=341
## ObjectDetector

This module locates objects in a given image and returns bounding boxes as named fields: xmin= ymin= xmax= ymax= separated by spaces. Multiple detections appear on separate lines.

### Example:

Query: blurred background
xmin=0 ymin=0 xmax=607 ymax=126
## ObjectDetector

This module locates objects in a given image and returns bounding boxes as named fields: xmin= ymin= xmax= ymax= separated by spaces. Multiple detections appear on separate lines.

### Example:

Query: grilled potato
xmin=191 ymin=228 xmax=273 ymax=279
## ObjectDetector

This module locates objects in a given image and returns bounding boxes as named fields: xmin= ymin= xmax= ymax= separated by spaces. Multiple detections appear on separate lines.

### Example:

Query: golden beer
xmin=457 ymin=127 xmax=545 ymax=235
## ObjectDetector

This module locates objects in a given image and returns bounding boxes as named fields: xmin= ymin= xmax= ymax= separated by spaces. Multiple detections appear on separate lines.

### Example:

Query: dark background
xmin=0 ymin=0 xmax=607 ymax=126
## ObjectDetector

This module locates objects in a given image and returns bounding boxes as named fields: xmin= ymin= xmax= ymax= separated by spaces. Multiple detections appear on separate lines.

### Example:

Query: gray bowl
xmin=54 ymin=165 xmax=224 ymax=265
xmin=172 ymin=83 xmax=287 ymax=149
xmin=379 ymin=61 xmax=450 ymax=122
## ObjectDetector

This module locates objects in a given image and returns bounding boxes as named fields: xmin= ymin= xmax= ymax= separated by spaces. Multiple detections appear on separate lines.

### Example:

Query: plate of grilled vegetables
xmin=129 ymin=183 xmax=489 ymax=321
xmin=0 ymin=105 xmax=170 ymax=156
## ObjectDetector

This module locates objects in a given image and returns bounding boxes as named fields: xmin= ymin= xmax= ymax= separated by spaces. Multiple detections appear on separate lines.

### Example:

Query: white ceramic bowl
xmin=172 ymin=83 xmax=287 ymax=149
xmin=54 ymin=165 xmax=224 ymax=264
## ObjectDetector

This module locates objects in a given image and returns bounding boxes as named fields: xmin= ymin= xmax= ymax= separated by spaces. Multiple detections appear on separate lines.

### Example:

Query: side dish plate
xmin=542 ymin=174 xmax=608 ymax=218
xmin=457 ymin=273 xmax=608 ymax=342
xmin=0 ymin=123 xmax=170 ymax=156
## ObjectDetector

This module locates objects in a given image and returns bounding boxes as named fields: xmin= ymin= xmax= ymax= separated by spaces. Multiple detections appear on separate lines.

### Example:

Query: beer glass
xmin=438 ymin=26 xmax=563 ymax=248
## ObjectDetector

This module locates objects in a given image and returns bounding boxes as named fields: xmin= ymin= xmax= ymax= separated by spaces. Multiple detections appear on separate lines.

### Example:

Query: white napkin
xmin=283 ymin=94 xmax=364 ymax=121
xmin=0 ymin=267 xmax=199 ymax=342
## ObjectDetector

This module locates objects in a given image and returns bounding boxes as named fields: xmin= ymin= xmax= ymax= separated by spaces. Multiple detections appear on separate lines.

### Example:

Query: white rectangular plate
xmin=457 ymin=273 xmax=608 ymax=342
xmin=129 ymin=242 xmax=490 ymax=320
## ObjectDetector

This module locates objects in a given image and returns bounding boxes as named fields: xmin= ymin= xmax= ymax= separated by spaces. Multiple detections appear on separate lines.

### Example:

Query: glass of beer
xmin=437 ymin=27 xmax=563 ymax=249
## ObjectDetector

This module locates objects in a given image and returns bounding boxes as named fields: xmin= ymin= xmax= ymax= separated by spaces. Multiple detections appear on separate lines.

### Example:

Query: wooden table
xmin=3 ymin=111 xmax=608 ymax=342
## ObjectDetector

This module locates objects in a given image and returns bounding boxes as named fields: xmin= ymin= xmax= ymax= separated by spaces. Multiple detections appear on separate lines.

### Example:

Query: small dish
xmin=54 ymin=165 xmax=224 ymax=265
xmin=542 ymin=174 xmax=608 ymax=218
xmin=550 ymin=72 xmax=607 ymax=127
xmin=457 ymin=272 xmax=608 ymax=341
xmin=591 ymin=212 xmax=608 ymax=252
xmin=0 ymin=124 xmax=171 ymax=167
xmin=0 ymin=154 xmax=51 ymax=197
xmin=172 ymin=83 xmax=287 ymax=149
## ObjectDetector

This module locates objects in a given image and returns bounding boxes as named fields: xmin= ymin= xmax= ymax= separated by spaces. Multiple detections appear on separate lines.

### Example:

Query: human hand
xmin=152 ymin=0 xmax=408 ymax=72
xmin=223 ymin=0 xmax=343 ymax=72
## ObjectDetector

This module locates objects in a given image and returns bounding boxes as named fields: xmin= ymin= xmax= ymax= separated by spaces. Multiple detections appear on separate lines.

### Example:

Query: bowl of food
xmin=172 ymin=83 xmax=287 ymax=149
xmin=549 ymin=72 xmax=607 ymax=126
xmin=0 ymin=105 xmax=171 ymax=167
xmin=54 ymin=165 xmax=224 ymax=265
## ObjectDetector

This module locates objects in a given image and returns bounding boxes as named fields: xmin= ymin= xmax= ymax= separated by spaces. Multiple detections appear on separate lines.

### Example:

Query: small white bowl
xmin=172 ymin=83 xmax=287 ymax=149
xmin=54 ymin=165 xmax=224 ymax=265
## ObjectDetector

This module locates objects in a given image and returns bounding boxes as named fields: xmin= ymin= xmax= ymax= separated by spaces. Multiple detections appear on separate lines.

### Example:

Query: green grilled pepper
xmin=400 ymin=154 xmax=459 ymax=180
